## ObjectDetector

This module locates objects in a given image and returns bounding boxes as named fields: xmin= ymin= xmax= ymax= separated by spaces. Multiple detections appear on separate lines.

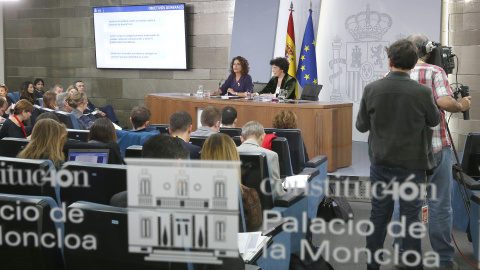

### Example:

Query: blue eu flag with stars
xmin=296 ymin=9 xmax=317 ymax=88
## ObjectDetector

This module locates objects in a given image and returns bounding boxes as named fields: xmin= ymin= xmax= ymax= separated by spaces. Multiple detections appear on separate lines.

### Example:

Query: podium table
xmin=145 ymin=93 xmax=352 ymax=172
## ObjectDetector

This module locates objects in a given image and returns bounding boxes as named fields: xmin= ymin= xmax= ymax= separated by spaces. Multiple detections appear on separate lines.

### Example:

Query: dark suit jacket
xmin=259 ymin=73 xmax=297 ymax=99
xmin=177 ymin=137 xmax=201 ymax=159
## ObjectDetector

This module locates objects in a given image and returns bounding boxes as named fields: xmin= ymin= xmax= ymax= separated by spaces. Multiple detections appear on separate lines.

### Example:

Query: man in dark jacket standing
xmin=356 ymin=39 xmax=440 ymax=270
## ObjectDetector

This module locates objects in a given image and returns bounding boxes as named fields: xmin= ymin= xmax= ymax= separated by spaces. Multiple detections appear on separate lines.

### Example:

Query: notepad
xmin=283 ymin=175 xmax=310 ymax=189
xmin=238 ymin=232 xmax=272 ymax=263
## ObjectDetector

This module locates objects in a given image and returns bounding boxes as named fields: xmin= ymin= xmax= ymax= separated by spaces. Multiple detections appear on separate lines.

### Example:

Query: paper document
xmin=283 ymin=175 xmax=309 ymax=189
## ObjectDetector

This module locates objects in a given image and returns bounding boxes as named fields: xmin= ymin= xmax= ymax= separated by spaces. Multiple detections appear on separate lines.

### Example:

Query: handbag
xmin=316 ymin=196 xmax=354 ymax=222
xmin=241 ymin=185 xmax=263 ymax=232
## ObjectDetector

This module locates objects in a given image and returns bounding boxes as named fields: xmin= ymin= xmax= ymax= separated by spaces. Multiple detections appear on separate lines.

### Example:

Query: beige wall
xmin=2 ymin=0 xmax=234 ymax=126
xmin=444 ymin=0 xmax=480 ymax=149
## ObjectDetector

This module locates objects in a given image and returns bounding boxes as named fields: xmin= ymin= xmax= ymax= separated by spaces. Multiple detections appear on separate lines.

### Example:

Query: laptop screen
xmin=68 ymin=149 xmax=109 ymax=164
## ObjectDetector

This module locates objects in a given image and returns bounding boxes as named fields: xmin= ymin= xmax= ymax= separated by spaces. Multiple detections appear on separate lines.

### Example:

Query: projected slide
xmin=93 ymin=4 xmax=187 ymax=69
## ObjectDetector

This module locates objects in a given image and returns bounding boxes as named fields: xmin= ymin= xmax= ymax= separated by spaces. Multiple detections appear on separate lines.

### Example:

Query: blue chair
xmin=0 ymin=194 xmax=65 ymax=270
xmin=7 ymin=92 xmax=16 ymax=103
xmin=54 ymin=110 xmax=81 ymax=129
xmin=12 ymin=91 xmax=21 ymax=102
xmin=116 ymin=129 xmax=159 ymax=158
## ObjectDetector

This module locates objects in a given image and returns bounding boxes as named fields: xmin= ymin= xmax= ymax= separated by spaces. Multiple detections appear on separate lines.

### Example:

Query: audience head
xmin=407 ymin=34 xmax=429 ymax=61
xmin=201 ymin=133 xmax=240 ymax=162
xmin=0 ymin=98 xmax=7 ymax=115
xmin=169 ymin=111 xmax=192 ymax=134
xmin=42 ymin=90 xmax=58 ymax=110
xmin=0 ymin=84 xmax=8 ymax=98
xmin=18 ymin=118 xmax=67 ymax=168
xmin=230 ymin=56 xmax=250 ymax=77
xmin=33 ymin=78 xmax=44 ymax=92
xmin=142 ymin=134 xmax=189 ymax=159
xmin=66 ymin=85 xmax=77 ymax=94
xmin=221 ymin=106 xmax=237 ymax=127
xmin=241 ymin=121 xmax=265 ymax=145
xmin=270 ymin=57 xmax=289 ymax=75
xmin=73 ymin=80 xmax=85 ymax=93
xmin=52 ymin=84 xmax=64 ymax=95
xmin=387 ymin=39 xmax=418 ymax=70
xmin=35 ymin=112 xmax=60 ymax=123
xmin=56 ymin=92 xmax=73 ymax=112
xmin=10 ymin=99 xmax=34 ymax=118
xmin=272 ymin=110 xmax=297 ymax=129
xmin=19 ymin=81 xmax=36 ymax=103
xmin=66 ymin=92 xmax=88 ymax=111
xmin=88 ymin=118 xmax=117 ymax=143
xmin=200 ymin=106 xmax=221 ymax=130
xmin=130 ymin=106 xmax=151 ymax=130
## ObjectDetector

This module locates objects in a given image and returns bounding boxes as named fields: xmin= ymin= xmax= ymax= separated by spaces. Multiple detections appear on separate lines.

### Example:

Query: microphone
xmin=218 ymin=78 xmax=224 ymax=89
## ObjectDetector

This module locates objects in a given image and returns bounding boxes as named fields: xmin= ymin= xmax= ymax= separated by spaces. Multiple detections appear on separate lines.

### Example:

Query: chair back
xmin=0 ymin=194 xmax=65 ymax=270
xmin=219 ymin=127 xmax=242 ymax=137
xmin=189 ymin=136 xmax=209 ymax=149
xmin=264 ymin=128 xmax=306 ymax=174
xmin=7 ymin=92 xmax=16 ymax=103
xmin=67 ymin=129 xmax=90 ymax=142
xmin=300 ymin=84 xmax=323 ymax=101
xmin=60 ymin=162 xmax=127 ymax=206
xmin=0 ymin=157 xmax=57 ymax=201
xmin=54 ymin=110 xmax=81 ymax=129
xmin=12 ymin=91 xmax=21 ymax=102
xmin=0 ymin=137 xmax=30 ymax=157
xmin=461 ymin=132 xmax=480 ymax=180
xmin=65 ymin=202 xmax=190 ymax=270
xmin=271 ymin=137 xmax=294 ymax=178
xmin=239 ymin=152 xmax=274 ymax=211
xmin=232 ymin=136 xmax=242 ymax=147
xmin=125 ymin=145 xmax=143 ymax=158
xmin=149 ymin=124 xmax=170 ymax=134
xmin=253 ymin=82 xmax=267 ymax=93
xmin=116 ymin=129 xmax=159 ymax=158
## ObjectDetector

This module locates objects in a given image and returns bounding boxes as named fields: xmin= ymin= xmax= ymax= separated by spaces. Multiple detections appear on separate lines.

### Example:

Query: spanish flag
xmin=285 ymin=3 xmax=298 ymax=98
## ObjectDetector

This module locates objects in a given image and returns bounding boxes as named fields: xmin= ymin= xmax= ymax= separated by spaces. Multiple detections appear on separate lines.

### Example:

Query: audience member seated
xmin=0 ymin=83 xmax=14 ymax=110
xmin=51 ymin=84 xmax=63 ymax=95
xmin=56 ymin=92 xmax=73 ymax=113
xmin=169 ymin=110 xmax=201 ymax=159
xmin=42 ymin=90 xmax=58 ymax=110
xmin=221 ymin=106 xmax=238 ymax=127
xmin=19 ymin=80 xmax=39 ymax=105
xmin=0 ymin=99 xmax=33 ymax=139
xmin=0 ymin=98 xmax=7 ymax=122
xmin=17 ymin=118 xmax=67 ymax=170
xmin=130 ymin=106 xmax=153 ymax=131
xmin=110 ymin=134 xmax=189 ymax=207
xmin=270 ymin=110 xmax=309 ymax=161
xmin=191 ymin=106 xmax=221 ymax=137
xmin=66 ymin=92 xmax=96 ymax=129
xmin=66 ymin=85 xmax=76 ymax=94
xmin=202 ymin=133 xmax=262 ymax=232
xmin=74 ymin=80 xmax=119 ymax=124
xmin=238 ymin=121 xmax=285 ymax=198
xmin=87 ymin=118 xmax=122 ymax=158
xmin=33 ymin=78 xmax=45 ymax=98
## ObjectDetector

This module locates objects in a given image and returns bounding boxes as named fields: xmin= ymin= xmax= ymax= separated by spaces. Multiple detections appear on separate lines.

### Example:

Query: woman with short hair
xmin=65 ymin=92 xmax=94 ymax=129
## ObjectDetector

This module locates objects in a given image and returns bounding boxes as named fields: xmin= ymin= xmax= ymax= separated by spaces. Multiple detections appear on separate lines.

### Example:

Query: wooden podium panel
xmin=145 ymin=93 xmax=352 ymax=172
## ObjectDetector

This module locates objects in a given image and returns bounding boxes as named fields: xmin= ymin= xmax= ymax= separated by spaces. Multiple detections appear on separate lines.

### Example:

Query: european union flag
xmin=296 ymin=9 xmax=318 ymax=88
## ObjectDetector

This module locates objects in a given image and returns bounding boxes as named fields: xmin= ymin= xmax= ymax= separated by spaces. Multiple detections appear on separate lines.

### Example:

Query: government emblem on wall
xmin=329 ymin=4 xmax=392 ymax=103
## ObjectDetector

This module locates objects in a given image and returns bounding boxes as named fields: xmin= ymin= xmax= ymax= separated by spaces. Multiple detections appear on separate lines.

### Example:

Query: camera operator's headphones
xmin=422 ymin=40 xmax=438 ymax=54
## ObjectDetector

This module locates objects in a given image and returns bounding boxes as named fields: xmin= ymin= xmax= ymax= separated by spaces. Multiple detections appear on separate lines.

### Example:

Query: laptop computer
xmin=300 ymin=84 xmax=323 ymax=101
xmin=68 ymin=149 xmax=110 ymax=164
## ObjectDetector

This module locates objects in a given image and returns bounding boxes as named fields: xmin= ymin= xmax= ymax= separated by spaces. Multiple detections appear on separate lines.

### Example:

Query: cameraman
xmin=404 ymin=34 xmax=471 ymax=270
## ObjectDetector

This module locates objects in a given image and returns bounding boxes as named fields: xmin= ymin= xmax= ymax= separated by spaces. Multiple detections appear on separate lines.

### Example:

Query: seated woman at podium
xmin=258 ymin=57 xmax=296 ymax=99
xmin=212 ymin=56 xmax=253 ymax=97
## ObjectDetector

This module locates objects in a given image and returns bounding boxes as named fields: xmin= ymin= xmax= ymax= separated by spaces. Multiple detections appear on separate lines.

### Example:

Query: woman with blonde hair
xmin=202 ymin=133 xmax=262 ymax=231
xmin=18 ymin=118 xmax=67 ymax=169
xmin=0 ymin=99 xmax=34 ymax=139
xmin=65 ymin=92 xmax=94 ymax=129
